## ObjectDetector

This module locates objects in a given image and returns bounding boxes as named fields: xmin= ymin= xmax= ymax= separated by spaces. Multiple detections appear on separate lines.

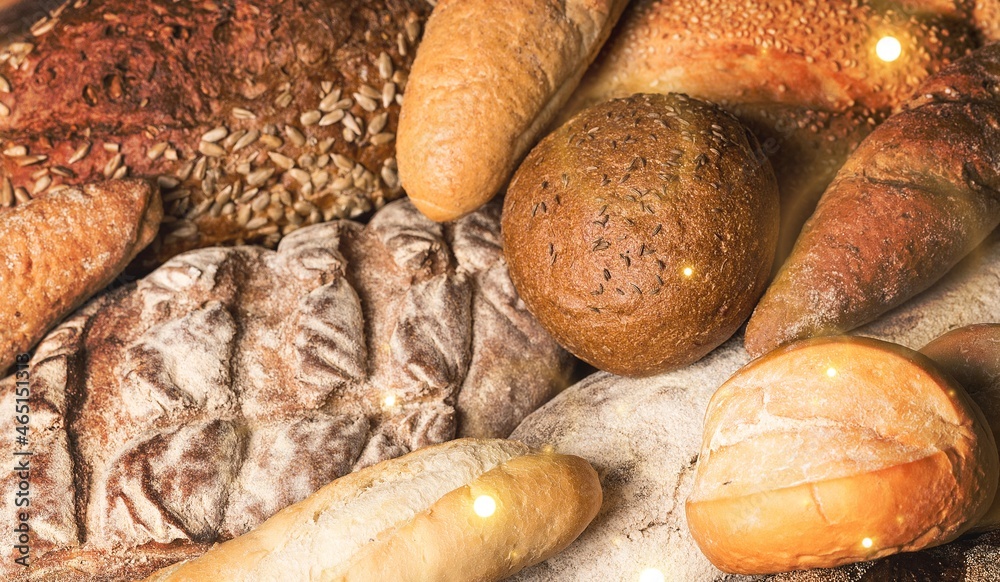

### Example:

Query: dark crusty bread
xmin=746 ymin=42 xmax=1000 ymax=356
xmin=0 ymin=0 xmax=431 ymax=267
xmin=0 ymin=198 xmax=571 ymax=581
xmin=0 ymin=178 xmax=161 ymax=372
xmin=561 ymin=0 xmax=993 ymax=260
xmin=503 ymin=93 xmax=779 ymax=376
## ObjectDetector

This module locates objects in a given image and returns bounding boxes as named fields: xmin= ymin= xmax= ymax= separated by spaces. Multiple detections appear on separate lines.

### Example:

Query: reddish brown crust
xmin=0 ymin=0 xmax=432 ymax=267
xmin=503 ymin=93 xmax=779 ymax=376
xmin=745 ymin=43 xmax=1000 ymax=357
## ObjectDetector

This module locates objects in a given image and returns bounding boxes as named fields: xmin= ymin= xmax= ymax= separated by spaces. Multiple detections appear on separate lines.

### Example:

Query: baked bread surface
xmin=0 ymin=198 xmax=571 ymax=581
xmin=0 ymin=0 xmax=432 ymax=266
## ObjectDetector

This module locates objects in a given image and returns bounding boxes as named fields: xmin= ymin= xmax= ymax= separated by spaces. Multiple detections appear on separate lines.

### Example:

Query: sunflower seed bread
xmin=0 ymin=198 xmax=572 ymax=581
xmin=0 ymin=0 xmax=431 ymax=268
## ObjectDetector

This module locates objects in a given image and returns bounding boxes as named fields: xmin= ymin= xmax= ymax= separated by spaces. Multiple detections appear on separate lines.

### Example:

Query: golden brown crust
xmin=563 ymin=0 xmax=986 ymax=260
xmin=0 ymin=0 xmax=432 ymax=267
xmin=143 ymin=439 xmax=602 ymax=581
xmin=397 ymin=0 xmax=630 ymax=222
xmin=745 ymin=43 xmax=1000 ymax=357
xmin=687 ymin=337 xmax=999 ymax=575
xmin=502 ymin=93 xmax=779 ymax=376
xmin=0 ymin=178 xmax=160 ymax=371
xmin=922 ymin=324 xmax=1000 ymax=531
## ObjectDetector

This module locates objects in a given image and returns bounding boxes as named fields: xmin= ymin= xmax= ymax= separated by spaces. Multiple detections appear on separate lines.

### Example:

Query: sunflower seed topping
xmin=201 ymin=127 xmax=229 ymax=143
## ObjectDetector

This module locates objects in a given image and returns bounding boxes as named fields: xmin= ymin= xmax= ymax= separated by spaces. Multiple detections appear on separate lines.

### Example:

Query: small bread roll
xmin=922 ymin=324 xmax=1000 ymax=531
xmin=686 ymin=336 xmax=999 ymax=575
xmin=502 ymin=93 xmax=779 ymax=376
xmin=144 ymin=439 xmax=602 ymax=581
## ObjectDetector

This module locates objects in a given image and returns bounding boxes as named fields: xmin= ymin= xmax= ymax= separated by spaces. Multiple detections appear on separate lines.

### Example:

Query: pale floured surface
xmin=511 ymin=229 xmax=1000 ymax=581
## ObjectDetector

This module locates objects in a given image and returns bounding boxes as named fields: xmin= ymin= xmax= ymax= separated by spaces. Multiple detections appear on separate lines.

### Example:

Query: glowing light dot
xmin=382 ymin=394 xmax=397 ymax=407
xmin=474 ymin=495 xmax=496 ymax=517
xmin=639 ymin=568 xmax=665 ymax=582
xmin=826 ymin=367 xmax=837 ymax=378
xmin=682 ymin=267 xmax=694 ymax=278
xmin=862 ymin=537 xmax=874 ymax=548
xmin=876 ymin=36 xmax=902 ymax=62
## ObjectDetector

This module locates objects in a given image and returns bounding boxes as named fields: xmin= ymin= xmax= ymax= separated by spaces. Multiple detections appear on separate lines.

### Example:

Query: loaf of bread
xmin=746 ymin=42 xmax=1000 ymax=356
xmin=687 ymin=336 xmax=998 ymax=574
xmin=0 ymin=198 xmax=571 ymax=580
xmin=0 ymin=0 xmax=431 ymax=267
xmin=143 ymin=439 xmax=601 ymax=581
xmin=561 ymin=0 xmax=992 ymax=259
xmin=397 ymin=0 xmax=630 ymax=222
xmin=922 ymin=324 xmax=1000 ymax=531
xmin=503 ymin=93 xmax=779 ymax=376
xmin=0 ymin=179 xmax=161 ymax=372
xmin=508 ymin=229 xmax=1000 ymax=582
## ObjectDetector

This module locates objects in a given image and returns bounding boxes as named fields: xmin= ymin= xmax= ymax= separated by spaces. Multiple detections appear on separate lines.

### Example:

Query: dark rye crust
xmin=503 ymin=94 xmax=779 ymax=377
xmin=0 ymin=198 xmax=572 ymax=581
xmin=0 ymin=0 xmax=432 ymax=268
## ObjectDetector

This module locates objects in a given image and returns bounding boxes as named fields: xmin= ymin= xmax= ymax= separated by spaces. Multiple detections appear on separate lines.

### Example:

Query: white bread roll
xmin=686 ymin=337 xmax=999 ymax=575
xmin=397 ymin=0 xmax=629 ymax=222
xmin=144 ymin=439 xmax=602 ymax=581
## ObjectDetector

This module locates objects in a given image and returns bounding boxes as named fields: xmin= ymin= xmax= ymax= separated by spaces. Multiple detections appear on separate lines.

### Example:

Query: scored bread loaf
xmin=745 ymin=42 xmax=1000 ymax=356
xmin=561 ymin=0 xmax=993 ymax=259
xmin=0 ymin=198 xmax=572 ymax=581
xmin=143 ymin=439 xmax=602 ymax=581
xmin=687 ymin=337 xmax=998 ymax=574
xmin=0 ymin=0 xmax=431 ymax=267
xmin=397 ymin=0 xmax=630 ymax=222
xmin=0 ymin=179 xmax=161 ymax=372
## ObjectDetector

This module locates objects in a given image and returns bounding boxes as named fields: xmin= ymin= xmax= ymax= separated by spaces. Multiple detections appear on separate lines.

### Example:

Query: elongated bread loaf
xmin=144 ymin=439 xmax=602 ymax=581
xmin=397 ymin=0 xmax=629 ymax=222
xmin=746 ymin=43 xmax=1000 ymax=356
xmin=0 ymin=179 xmax=160 ymax=371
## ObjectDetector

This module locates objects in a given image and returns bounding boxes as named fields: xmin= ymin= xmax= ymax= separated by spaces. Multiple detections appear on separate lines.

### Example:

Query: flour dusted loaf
xmin=0 ymin=0 xmax=431 ymax=266
xmin=0 ymin=198 xmax=571 ymax=581
xmin=144 ymin=439 xmax=602 ymax=581
xmin=508 ymin=230 xmax=1000 ymax=582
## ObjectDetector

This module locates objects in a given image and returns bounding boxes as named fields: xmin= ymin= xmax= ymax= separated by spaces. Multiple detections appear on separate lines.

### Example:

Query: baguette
xmin=144 ymin=439 xmax=602 ymax=581
xmin=397 ymin=0 xmax=629 ymax=222
xmin=0 ymin=179 xmax=160 ymax=371
xmin=746 ymin=43 xmax=1000 ymax=356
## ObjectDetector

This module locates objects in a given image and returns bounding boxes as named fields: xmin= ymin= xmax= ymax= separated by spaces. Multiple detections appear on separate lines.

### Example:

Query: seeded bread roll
xmin=0 ymin=198 xmax=571 ymax=580
xmin=503 ymin=93 xmax=779 ymax=376
xmin=397 ymin=0 xmax=630 ymax=222
xmin=143 ymin=439 xmax=602 ymax=581
xmin=0 ymin=0 xmax=431 ymax=267
xmin=922 ymin=324 xmax=1000 ymax=532
xmin=686 ymin=337 xmax=998 ymax=575
xmin=562 ymin=0 xmax=992 ymax=259
xmin=0 ymin=178 xmax=161 ymax=372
